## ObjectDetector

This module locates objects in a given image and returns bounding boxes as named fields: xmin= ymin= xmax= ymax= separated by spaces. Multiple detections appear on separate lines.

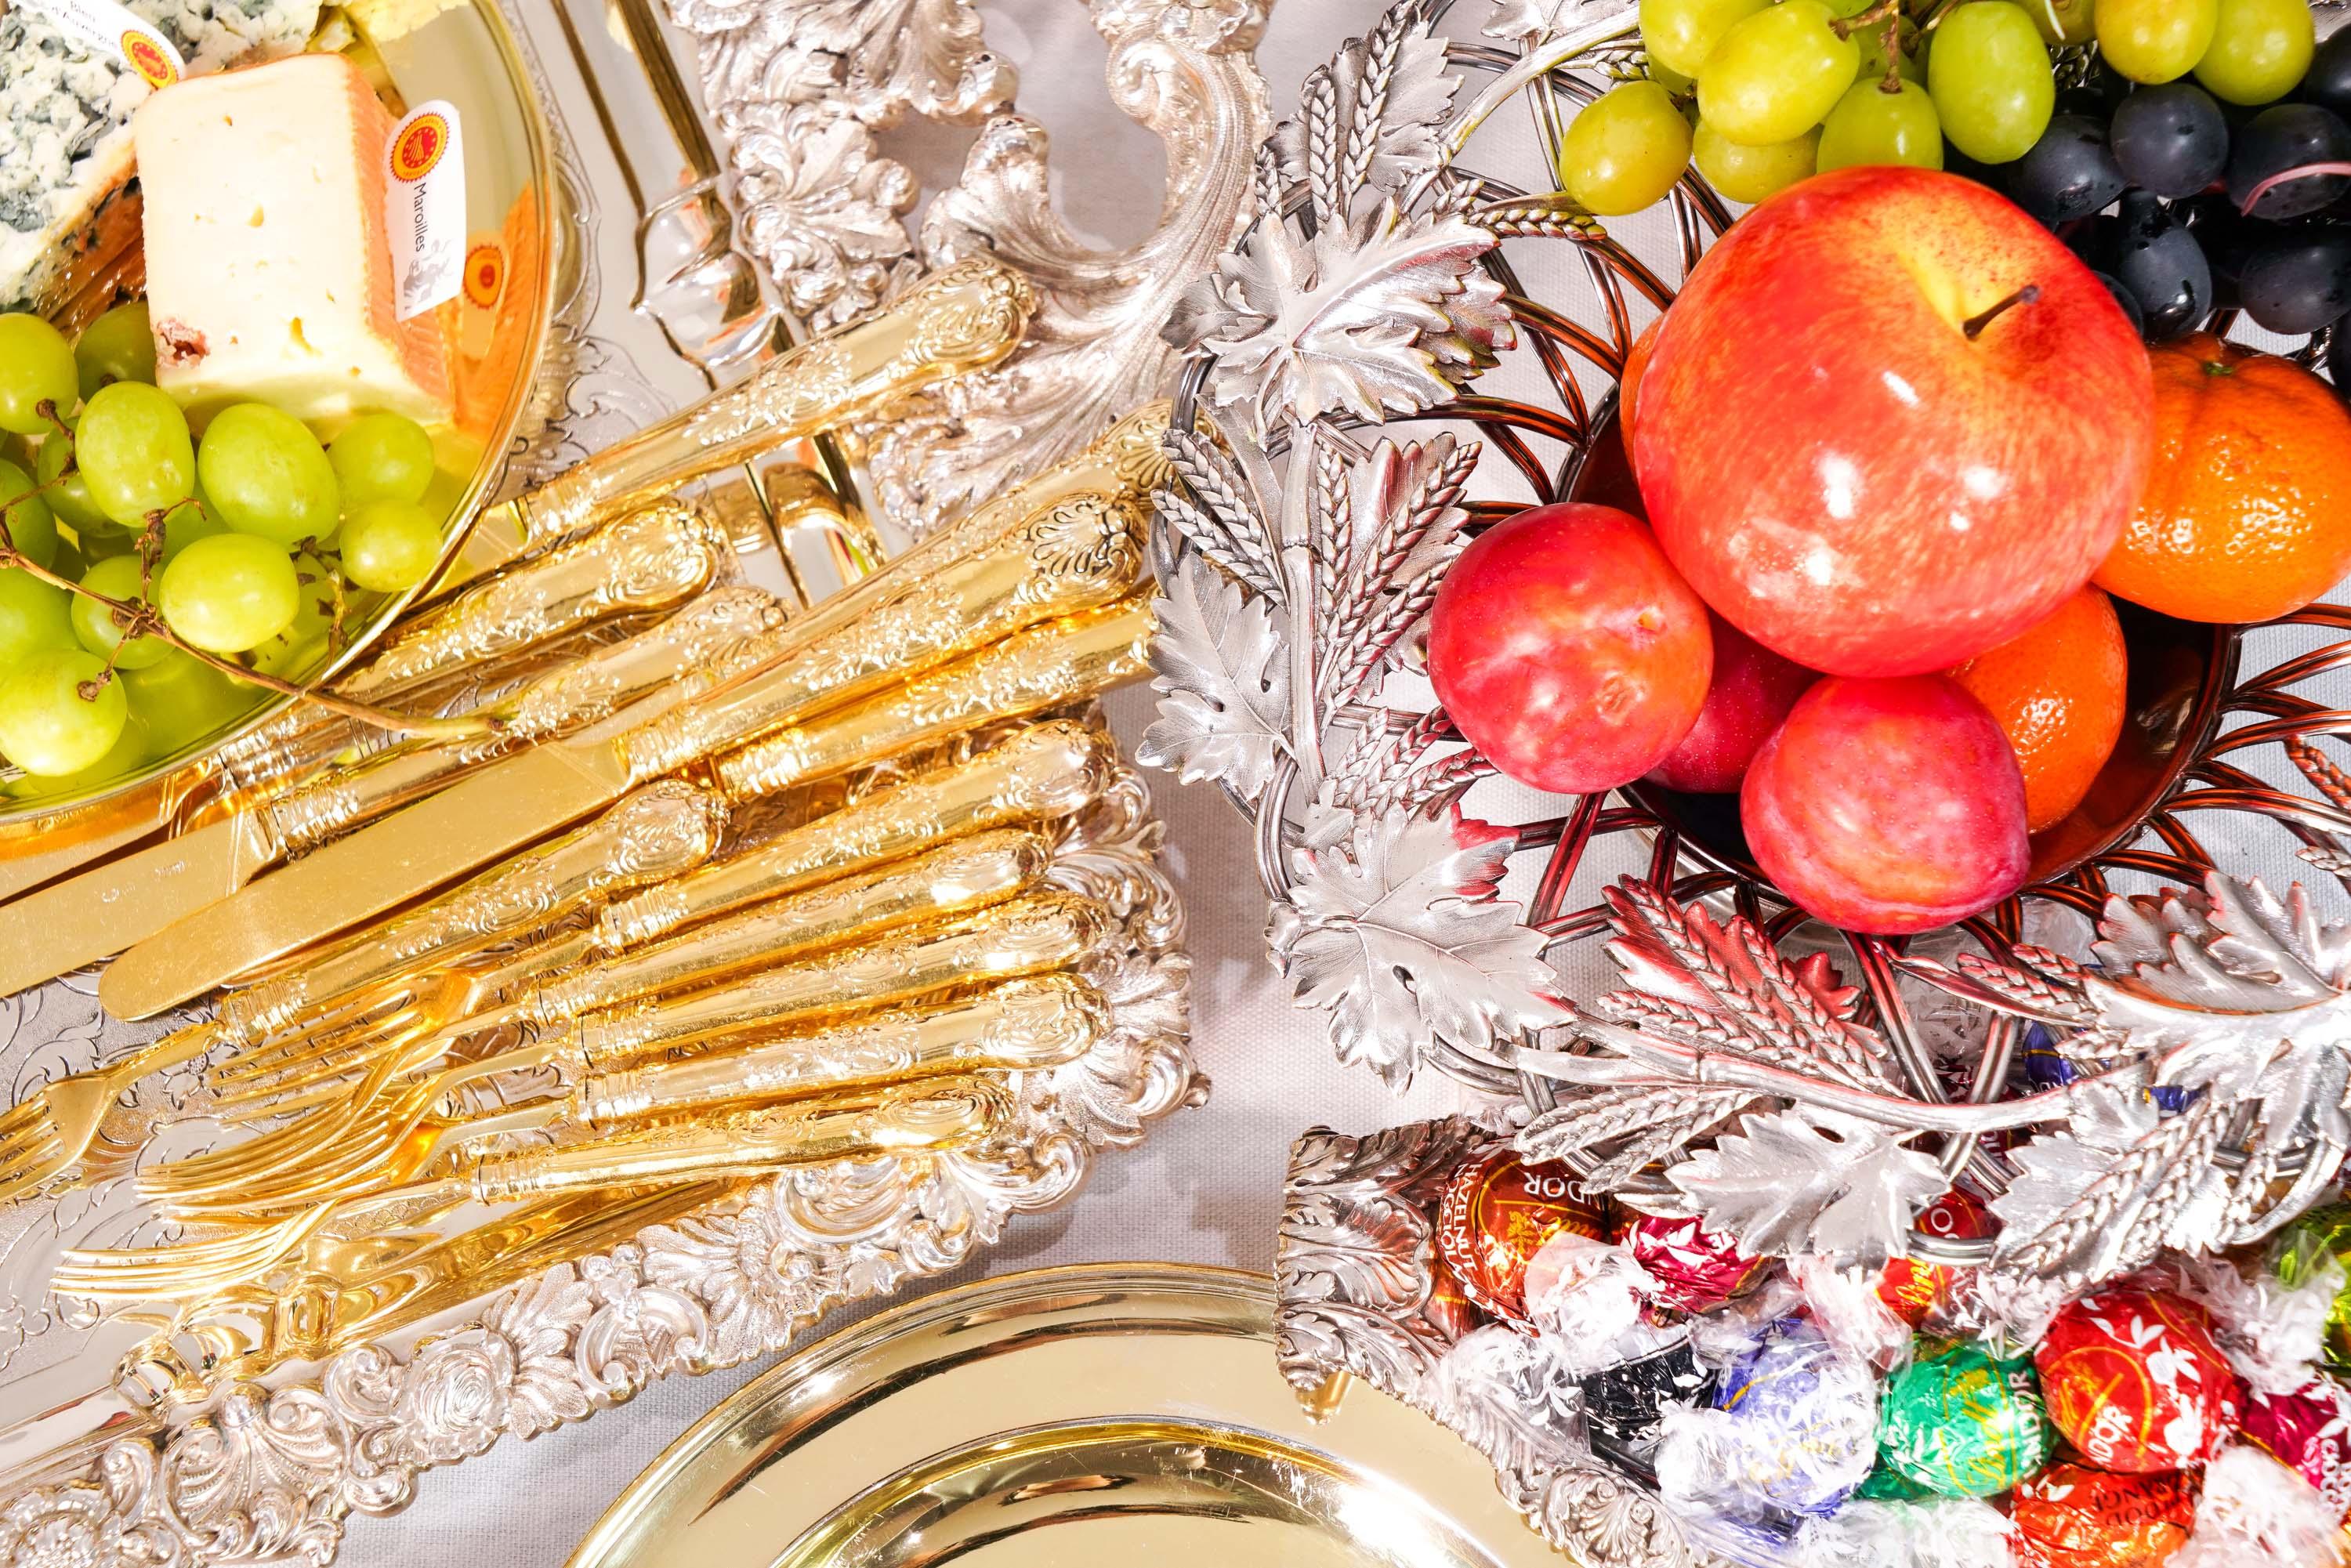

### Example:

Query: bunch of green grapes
xmin=0 ymin=305 xmax=448 ymax=785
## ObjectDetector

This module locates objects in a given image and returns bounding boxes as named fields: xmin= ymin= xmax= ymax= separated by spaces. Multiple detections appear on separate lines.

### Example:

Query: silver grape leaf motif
xmin=1165 ymin=201 xmax=1512 ymax=441
xmin=1643 ymin=1106 xmax=1947 ymax=1269
xmin=1269 ymin=809 xmax=1570 ymax=1088
xmin=1266 ymin=5 xmax=1462 ymax=219
xmin=1138 ymin=552 xmax=1293 ymax=804
xmin=1483 ymin=0 xmax=1594 ymax=42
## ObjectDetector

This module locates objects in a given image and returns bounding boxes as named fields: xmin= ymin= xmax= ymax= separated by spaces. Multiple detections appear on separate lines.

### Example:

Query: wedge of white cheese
xmin=133 ymin=51 xmax=452 ymax=427
xmin=0 ymin=1 xmax=320 ymax=313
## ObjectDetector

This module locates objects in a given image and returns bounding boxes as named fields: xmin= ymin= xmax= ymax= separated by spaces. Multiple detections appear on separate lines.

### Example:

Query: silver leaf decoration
xmin=1137 ymin=552 xmax=1293 ymax=806
xmin=1269 ymin=809 xmax=1571 ymax=1088
xmin=1644 ymin=1106 xmax=1947 ymax=1269
xmin=1167 ymin=201 xmax=1512 ymax=441
xmin=1267 ymin=5 xmax=1463 ymax=217
xmin=1483 ymin=0 xmax=1595 ymax=42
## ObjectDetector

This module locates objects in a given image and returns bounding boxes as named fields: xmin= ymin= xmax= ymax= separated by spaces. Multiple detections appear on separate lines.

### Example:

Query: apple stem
xmin=1963 ymin=284 xmax=2041 ymax=340
xmin=2237 ymin=161 xmax=2351 ymax=215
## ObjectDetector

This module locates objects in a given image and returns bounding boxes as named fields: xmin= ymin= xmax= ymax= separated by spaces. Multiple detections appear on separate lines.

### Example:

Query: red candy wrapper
xmin=1422 ymin=1253 xmax=1484 ymax=1342
xmin=1434 ymin=1150 xmax=1610 ymax=1325
xmin=2012 ymin=1462 xmax=2196 ymax=1566
xmin=2242 ymin=1378 xmax=2351 ymax=1519
xmin=1623 ymin=1215 xmax=1764 ymax=1313
xmin=1876 ymin=1187 xmax=1995 ymax=1325
xmin=2035 ymin=1289 xmax=2246 ymax=1473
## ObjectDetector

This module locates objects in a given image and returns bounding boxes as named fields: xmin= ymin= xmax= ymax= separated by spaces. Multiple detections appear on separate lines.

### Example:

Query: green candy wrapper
xmin=1876 ymin=1338 xmax=2054 ymax=1497
xmin=2276 ymin=1201 xmax=2351 ymax=1373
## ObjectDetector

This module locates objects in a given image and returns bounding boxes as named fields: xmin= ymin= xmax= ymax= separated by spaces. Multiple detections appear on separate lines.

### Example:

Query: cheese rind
xmin=132 ymin=51 xmax=451 ymax=429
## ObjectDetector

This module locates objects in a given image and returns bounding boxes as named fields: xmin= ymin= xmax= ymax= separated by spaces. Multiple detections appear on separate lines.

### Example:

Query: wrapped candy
xmin=1624 ymin=1214 xmax=1766 ymax=1313
xmin=1877 ymin=1338 xmax=2055 ymax=1497
xmin=2035 ymin=1291 xmax=2244 ymax=1473
xmin=1791 ymin=1255 xmax=1912 ymax=1371
xmin=1877 ymin=1187 xmax=1995 ymax=1326
xmin=1656 ymin=1316 xmax=1878 ymax=1521
xmin=2011 ymin=1463 xmax=2196 ymax=1567
xmin=2240 ymin=1377 xmax=2351 ymax=1519
xmin=1435 ymin=1150 xmax=1610 ymax=1324
xmin=2273 ymin=1203 xmax=2351 ymax=1374
xmin=1579 ymin=1339 xmax=1711 ymax=1456
xmin=1794 ymin=1495 xmax=2016 ymax=1567
xmin=1423 ymin=1254 xmax=1483 ymax=1342
xmin=2166 ymin=1445 xmax=2338 ymax=1568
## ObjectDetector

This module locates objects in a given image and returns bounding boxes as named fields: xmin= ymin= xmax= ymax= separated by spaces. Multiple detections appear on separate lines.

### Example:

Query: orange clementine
xmin=1618 ymin=314 xmax=1665 ymax=447
xmin=1945 ymin=585 xmax=2127 ymax=835
xmin=2094 ymin=334 xmax=2351 ymax=624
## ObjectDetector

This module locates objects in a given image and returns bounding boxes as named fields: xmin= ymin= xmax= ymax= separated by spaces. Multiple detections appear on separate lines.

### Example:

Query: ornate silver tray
xmin=1136 ymin=0 xmax=2351 ymax=1560
xmin=0 ymin=0 xmax=1270 ymax=1555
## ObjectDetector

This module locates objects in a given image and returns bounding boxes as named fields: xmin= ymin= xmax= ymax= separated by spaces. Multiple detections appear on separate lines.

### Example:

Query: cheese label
xmin=20 ymin=0 xmax=184 ymax=86
xmin=385 ymin=100 xmax=465 ymax=320
xmin=463 ymin=238 xmax=505 ymax=309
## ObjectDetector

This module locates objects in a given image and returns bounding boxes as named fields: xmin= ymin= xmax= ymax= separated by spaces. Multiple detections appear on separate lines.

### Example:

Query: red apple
xmin=1644 ymin=614 xmax=1819 ymax=793
xmin=1632 ymin=165 xmax=2154 ymax=678
xmin=1741 ymin=674 xmax=2029 ymax=934
xmin=1429 ymin=502 xmax=1712 ymax=795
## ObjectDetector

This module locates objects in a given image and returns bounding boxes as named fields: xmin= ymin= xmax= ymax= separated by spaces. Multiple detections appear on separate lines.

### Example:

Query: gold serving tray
xmin=571 ymin=1264 xmax=1556 ymax=1568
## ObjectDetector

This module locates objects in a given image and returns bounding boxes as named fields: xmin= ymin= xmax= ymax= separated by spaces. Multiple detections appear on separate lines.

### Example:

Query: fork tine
xmin=52 ymin=1207 xmax=331 ymax=1298
xmin=0 ymin=1095 xmax=51 ymax=1143
xmin=0 ymin=1102 xmax=57 ymax=1161
xmin=206 ymin=983 xmax=450 ymax=1087
xmin=136 ymin=1055 xmax=407 ymax=1197
xmin=205 ymin=1006 xmax=444 ymax=1110
xmin=0 ymin=1132 xmax=64 ymax=1202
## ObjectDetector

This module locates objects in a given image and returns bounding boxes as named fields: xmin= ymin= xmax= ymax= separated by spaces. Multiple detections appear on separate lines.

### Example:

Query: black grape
xmin=2009 ymin=114 xmax=2128 ymax=223
xmin=2228 ymin=103 xmax=2351 ymax=220
xmin=2239 ymin=233 xmax=2351 ymax=335
xmin=2109 ymin=192 xmax=2213 ymax=342
xmin=2092 ymin=270 xmax=2146 ymax=335
xmin=2110 ymin=82 xmax=2230 ymax=199
xmin=2302 ymin=30 xmax=2351 ymax=121
xmin=2328 ymin=320 xmax=2349 ymax=393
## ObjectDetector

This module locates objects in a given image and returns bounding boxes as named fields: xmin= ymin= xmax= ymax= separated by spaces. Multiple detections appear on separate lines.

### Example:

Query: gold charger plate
xmin=569 ymin=1264 xmax=1559 ymax=1568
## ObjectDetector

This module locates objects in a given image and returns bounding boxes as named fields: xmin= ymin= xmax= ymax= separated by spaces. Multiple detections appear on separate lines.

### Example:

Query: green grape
xmin=196 ymin=402 xmax=339 ymax=548
xmin=0 ymin=314 xmax=78 ymax=436
xmin=0 ymin=458 xmax=57 ymax=570
xmin=73 ymin=301 xmax=154 ymax=400
xmin=1693 ymin=120 xmax=1820 ymax=201
xmin=5 ymin=711 xmax=147 ymax=800
xmin=161 ymin=491 xmax=230 ymax=563
xmin=1559 ymin=81 xmax=1694 ymax=215
xmin=0 ymin=567 xmax=72 ymax=672
xmin=2193 ymin=0 xmax=2313 ymax=104
xmin=2097 ymin=0 xmax=2219 ymax=82
xmin=1818 ymin=78 xmax=1946 ymax=171
xmin=50 ymin=537 xmax=83 ymax=584
xmin=2030 ymin=0 xmax=2096 ymax=45
xmin=1649 ymin=60 xmax=1695 ymax=95
xmin=34 ymin=428 xmax=109 ymax=536
xmin=249 ymin=546 xmax=339 ymax=679
xmin=0 ymin=649 xmax=127 ymax=776
xmin=337 ymin=498 xmax=444 ymax=593
xmin=1639 ymin=0 xmax=1768 ymax=80
xmin=1697 ymin=0 xmax=1858 ymax=147
xmin=71 ymin=556 xmax=168 ymax=670
xmin=123 ymin=648 xmax=260 ymax=757
xmin=75 ymin=383 xmax=194 ymax=527
xmin=1929 ymin=2 xmax=2056 ymax=162
xmin=1848 ymin=18 xmax=1925 ymax=83
xmin=328 ymin=411 xmax=436 ymax=506
xmin=157 ymin=534 xmax=299 ymax=653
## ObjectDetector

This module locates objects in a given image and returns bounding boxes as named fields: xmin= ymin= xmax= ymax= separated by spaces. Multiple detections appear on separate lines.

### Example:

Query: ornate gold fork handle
xmin=575 ymin=975 xmax=1103 ymax=1127
xmin=216 ymin=781 xmax=727 ymax=1045
xmin=480 ymin=259 xmax=1035 ymax=558
xmin=259 ymin=587 xmax=791 ymax=856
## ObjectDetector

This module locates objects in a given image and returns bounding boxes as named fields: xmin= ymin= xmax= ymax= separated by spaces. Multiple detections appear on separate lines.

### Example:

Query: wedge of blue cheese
xmin=0 ymin=0 xmax=322 ymax=313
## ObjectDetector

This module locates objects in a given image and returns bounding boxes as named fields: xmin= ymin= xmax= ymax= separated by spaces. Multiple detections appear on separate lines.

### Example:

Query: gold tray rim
xmin=567 ymin=1262 xmax=1559 ymax=1568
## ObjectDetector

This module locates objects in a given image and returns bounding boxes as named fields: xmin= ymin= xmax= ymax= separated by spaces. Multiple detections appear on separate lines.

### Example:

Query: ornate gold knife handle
xmin=574 ymin=975 xmax=1103 ymax=1127
xmin=259 ymin=588 xmax=791 ymax=856
xmin=524 ymin=828 xmax=1049 ymax=1030
xmin=569 ymin=889 xmax=1107 ymax=1068
xmin=216 ymin=782 xmax=727 ymax=1042
xmin=710 ymin=598 xmax=1156 ymax=801
xmin=594 ymin=719 xmax=1117 ymax=951
xmin=466 ymin=1077 xmax=1009 ymax=1201
xmin=509 ymin=260 xmax=1034 ymax=550
xmin=335 ymin=500 xmax=730 ymax=702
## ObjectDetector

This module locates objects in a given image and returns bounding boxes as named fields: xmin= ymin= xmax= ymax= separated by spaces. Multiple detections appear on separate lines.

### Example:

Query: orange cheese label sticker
xmin=384 ymin=101 xmax=466 ymax=321
xmin=462 ymin=240 xmax=505 ymax=309
xmin=20 ymin=1 xmax=185 ymax=86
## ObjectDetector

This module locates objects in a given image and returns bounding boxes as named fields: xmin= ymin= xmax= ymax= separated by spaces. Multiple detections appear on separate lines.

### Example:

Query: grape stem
xmin=2237 ymin=161 xmax=2351 ymax=216
xmin=1830 ymin=0 xmax=1899 ymax=39
xmin=0 ymin=481 xmax=491 ymax=743
xmin=1963 ymin=284 xmax=2041 ymax=339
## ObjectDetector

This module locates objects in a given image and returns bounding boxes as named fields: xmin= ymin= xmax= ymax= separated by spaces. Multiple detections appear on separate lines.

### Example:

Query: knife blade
xmin=0 ymin=588 xmax=792 ymax=996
